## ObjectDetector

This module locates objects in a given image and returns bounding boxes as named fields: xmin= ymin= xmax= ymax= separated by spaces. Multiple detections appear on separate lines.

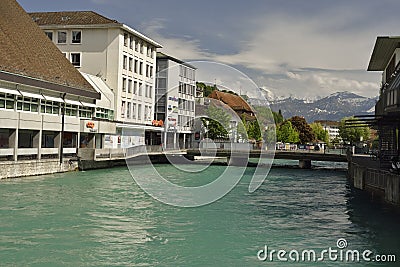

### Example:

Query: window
xmin=72 ymin=31 xmax=81 ymax=44
xmin=16 ymin=96 xmax=39 ymax=113
xmin=122 ymin=77 xmax=127 ymax=92
xmin=140 ymin=42 xmax=143 ymax=53
xmin=149 ymin=86 xmax=152 ymax=98
xmin=178 ymin=82 xmax=182 ymax=93
xmin=133 ymin=81 xmax=138 ymax=94
xmin=123 ymin=55 xmax=127 ymax=70
xmin=121 ymin=101 xmax=126 ymax=118
xmin=124 ymin=33 xmax=128 ymax=47
xmin=127 ymin=102 xmax=131 ymax=119
xmin=128 ymin=58 xmax=133 ymax=71
xmin=138 ymin=82 xmax=143 ymax=96
xmin=0 ymin=93 xmax=15 ymax=110
xmin=132 ymin=103 xmax=136 ymax=119
xmin=128 ymin=79 xmax=132 ymax=93
xmin=146 ymin=65 xmax=149 ymax=77
xmin=70 ymin=53 xmax=81 ymax=67
xmin=135 ymin=39 xmax=139 ymax=52
xmin=149 ymin=66 xmax=153 ymax=78
xmin=145 ymin=85 xmax=148 ymax=98
xmin=79 ymin=106 xmax=93 ymax=118
xmin=64 ymin=104 xmax=78 ymax=116
xmin=147 ymin=46 xmax=151 ymax=57
xmin=139 ymin=62 xmax=143 ymax=75
xmin=57 ymin=31 xmax=67 ymax=44
xmin=96 ymin=107 xmax=113 ymax=120
xmin=144 ymin=106 xmax=148 ymax=120
xmin=129 ymin=36 xmax=134 ymax=49
xmin=45 ymin=31 xmax=53 ymax=41
xmin=157 ymin=78 xmax=167 ymax=88
xmin=138 ymin=104 xmax=142 ymax=120
xmin=134 ymin=59 xmax=138 ymax=73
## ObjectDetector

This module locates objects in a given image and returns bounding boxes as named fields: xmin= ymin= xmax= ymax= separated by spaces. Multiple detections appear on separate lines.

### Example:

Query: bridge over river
xmin=185 ymin=149 xmax=348 ymax=168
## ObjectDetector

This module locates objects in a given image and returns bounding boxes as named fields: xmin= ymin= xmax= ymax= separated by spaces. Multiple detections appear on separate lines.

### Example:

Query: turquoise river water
xmin=0 ymin=160 xmax=399 ymax=266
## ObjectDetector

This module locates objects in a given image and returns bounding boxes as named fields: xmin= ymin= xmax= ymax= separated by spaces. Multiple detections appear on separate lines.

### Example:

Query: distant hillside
xmin=248 ymin=91 xmax=378 ymax=122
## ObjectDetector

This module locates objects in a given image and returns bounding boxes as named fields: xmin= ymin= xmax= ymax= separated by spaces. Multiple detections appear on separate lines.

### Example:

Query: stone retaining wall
xmin=0 ymin=159 xmax=78 ymax=179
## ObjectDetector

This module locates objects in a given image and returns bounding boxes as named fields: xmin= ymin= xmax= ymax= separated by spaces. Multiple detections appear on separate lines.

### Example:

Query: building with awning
xmin=0 ymin=0 xmax=102 ymax=162
xmin=358 ymin=36 xmax=400 ymax=168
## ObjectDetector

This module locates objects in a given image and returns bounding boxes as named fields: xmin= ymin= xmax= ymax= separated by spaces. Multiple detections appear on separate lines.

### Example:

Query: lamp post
xmin=60 ymin=93 xmax=66 ymax=164
xmin=205 ymin=120 xmax=209 ymax=141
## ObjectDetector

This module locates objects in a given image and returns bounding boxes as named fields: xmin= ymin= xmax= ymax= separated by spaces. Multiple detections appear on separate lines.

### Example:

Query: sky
xmin=18 ymin=0 xmax=400 ymax=99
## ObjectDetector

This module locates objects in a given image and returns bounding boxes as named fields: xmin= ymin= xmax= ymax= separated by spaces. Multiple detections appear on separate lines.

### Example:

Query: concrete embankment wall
xmin=78 ymin=154 xmax=170 ymax=171
xmin=0 ymin=159 xmax=78 ymax=179
xmin=348 ymin=161 xmax=400 ymax=205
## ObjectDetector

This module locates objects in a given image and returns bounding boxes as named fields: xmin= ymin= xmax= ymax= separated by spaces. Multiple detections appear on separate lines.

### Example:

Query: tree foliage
xmin=202 ymin=104 xmax=231 ymax=140
xmin=273 ymin=110 xmax=284 ymax=124
xmin=310 ymin=122 xmax=329 ymax=143
xmin=196 ymin=82 xmax=217 ymax=97
xmin=288 ymin=116 xmax=315 ymax=143
xmin=276 ymin=120 xmax=300 ymax=143
xmin=339 ymin=117 xmax=370 ymax=144
xmin=244 ymin=119 xmax=262 ymax=141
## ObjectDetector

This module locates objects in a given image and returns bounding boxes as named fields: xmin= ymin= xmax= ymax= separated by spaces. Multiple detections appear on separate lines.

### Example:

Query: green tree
xmin=274 ymin=110 xmax=284 ymax=124
xmin=288 ymin=116 xmax=315 ymax=143
xmin=339 ymin=117 xmax=370 ymax=144
xmin=244 ymin=119 xmax=262 ymax=141
xmin=196 ymin=82 xmax=217 ymax=97
xmin=310 ymin=122 xmax=329 ymax=143
xmin=202 ymin=104 xmax=231 ymax=139
xmin=276 ymin=120 xmax=300 ymax=143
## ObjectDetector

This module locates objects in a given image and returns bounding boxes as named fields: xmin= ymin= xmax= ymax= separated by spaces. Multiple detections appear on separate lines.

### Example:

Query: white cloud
xmin=142 ymin=20 xmax=212 ymax=60
xmin=141 ymin=9 xmax=382 ymax=98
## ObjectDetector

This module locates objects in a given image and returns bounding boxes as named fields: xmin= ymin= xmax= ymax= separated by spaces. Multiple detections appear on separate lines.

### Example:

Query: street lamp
xmin=205 ymin=120 xmax=209 ymax=141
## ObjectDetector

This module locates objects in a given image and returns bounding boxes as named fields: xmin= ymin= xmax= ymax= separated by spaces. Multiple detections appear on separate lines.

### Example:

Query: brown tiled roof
xmin=29 ymin=11 xmax=120 ymax=26
xmin=208 ymin=90 xmax=253 ymax=113
xmin=0 ymin=0 xmax=99 ymax=98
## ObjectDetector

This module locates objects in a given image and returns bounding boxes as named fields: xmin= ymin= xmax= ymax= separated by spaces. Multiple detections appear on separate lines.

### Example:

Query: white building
xmin=314 ymin=120 xmax=340 ymax=141
xmin=0 ymin=0 xmax=111 ymax=163
xmin=155 ymin=53 xmax=196 ymax=149
xmin=30 ymin=11 xmax=163 ymax=147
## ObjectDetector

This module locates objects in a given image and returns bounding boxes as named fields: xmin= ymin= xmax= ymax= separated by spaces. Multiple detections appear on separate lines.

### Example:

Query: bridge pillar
xmin=299 ymin=159 xmax=312 ymax=169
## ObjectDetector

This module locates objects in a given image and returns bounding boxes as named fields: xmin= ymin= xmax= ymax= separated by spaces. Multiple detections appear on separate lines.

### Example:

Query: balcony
xmin=379 ymin=61 xmax=400 ymax=115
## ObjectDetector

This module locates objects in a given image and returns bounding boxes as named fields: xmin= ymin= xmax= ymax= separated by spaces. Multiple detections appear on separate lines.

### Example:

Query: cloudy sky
xmin=19 ymin=0 xmax=400 ymax=99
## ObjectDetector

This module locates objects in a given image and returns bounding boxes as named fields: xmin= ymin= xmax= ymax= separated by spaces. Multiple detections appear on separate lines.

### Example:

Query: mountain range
xmin=249 ymin=90 xmax=379 ymax=122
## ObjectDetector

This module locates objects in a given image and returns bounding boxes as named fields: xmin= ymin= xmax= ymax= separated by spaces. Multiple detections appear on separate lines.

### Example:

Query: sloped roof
xmin=0 ymin=0 xmax=99 ymax=98
xmin=29 ymin=11 xmax=162 ymax=48
xmin=368 ymin=36 xmax=400 ymax=71
xmin=208 ymin=90 xmax=253 ymax=113
xmin=30 ymin=11 xmax=120 ymax=26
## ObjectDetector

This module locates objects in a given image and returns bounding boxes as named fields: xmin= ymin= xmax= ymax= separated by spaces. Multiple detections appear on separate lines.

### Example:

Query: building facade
xmin=30 ymin=11 xmax=162 ymax=148
xmin=314 ymin=120 xmax=340 ymax=141
xmin=0 ymin=0 xmax=107 ymax=162
xmin=367 ymin=36 xmax=400 ymax=168
xmin=155 ymin=53 xmax=196 ymax=149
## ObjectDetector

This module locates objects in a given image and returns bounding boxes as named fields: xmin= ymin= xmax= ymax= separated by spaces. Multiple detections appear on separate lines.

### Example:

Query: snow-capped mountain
xmin=250 ymin=91 xmax=378 ymax=122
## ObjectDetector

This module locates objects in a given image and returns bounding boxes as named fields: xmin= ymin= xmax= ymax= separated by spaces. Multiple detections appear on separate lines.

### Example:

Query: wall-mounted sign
xmin=86 ymin=121 xmax=95 ymax=129
xmin=152 ymin=120 xmax=164 ymax=127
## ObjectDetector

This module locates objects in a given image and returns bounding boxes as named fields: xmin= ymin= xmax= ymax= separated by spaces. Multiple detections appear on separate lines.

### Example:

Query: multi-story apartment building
xmin=155 ymin=53 xmax=196 ymax=149
xmin=367 ymin=36 xmax=400 ymax=168
xmin=30 ymin=11 xmax=162 ymax=147
xmin=0 ymin=0 xmax=113 ymax=163
xmin=314 ymin=120 xmax=340 ymax=141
